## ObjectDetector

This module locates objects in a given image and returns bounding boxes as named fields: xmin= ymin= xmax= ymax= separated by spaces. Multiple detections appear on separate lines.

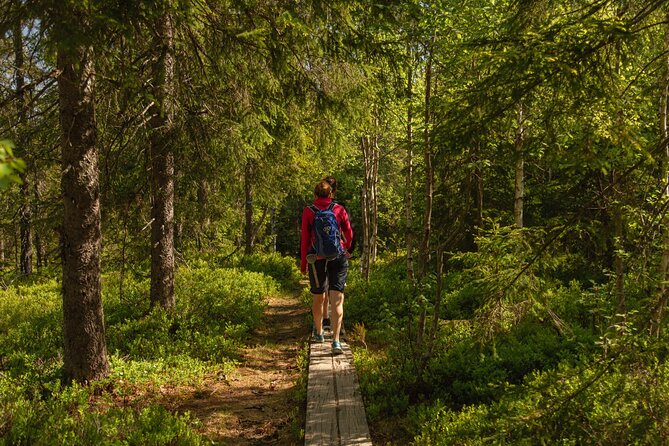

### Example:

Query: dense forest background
xmin=3 ymin=0 xmax=669 ymax=444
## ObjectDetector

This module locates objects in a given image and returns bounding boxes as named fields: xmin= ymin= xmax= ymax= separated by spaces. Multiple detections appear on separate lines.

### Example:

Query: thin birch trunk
xmin=419 ymin=35 xmax=435 ymax=279
xmin=371 ymin=134 xmax=379 ymax=264
xmin=360 ymin=136 xmax=371 ymax=280
xmin=406 ymin=60 xmax=415 ymax=282
xmin=613 ymin=171 xmax=625 ymax=316
xmin=514 ymin=103 xmax=525 ymax=229
xmin=418 ymin=35 xmax=436 ymax=348
xmin=651 ymin=12 xmax=669 ymax=337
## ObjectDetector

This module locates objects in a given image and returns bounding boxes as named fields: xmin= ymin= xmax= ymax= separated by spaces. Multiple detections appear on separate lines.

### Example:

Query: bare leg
xmin=321 ymin=292 xmax=329 ymax=322
xmin=329 ymin=290 xmax=344 ymax=343
xmin=312 ymin=292 xmax=325 ymax=335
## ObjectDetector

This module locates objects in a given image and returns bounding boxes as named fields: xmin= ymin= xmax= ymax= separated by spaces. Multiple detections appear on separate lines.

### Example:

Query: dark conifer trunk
xmin=15 ymin=18 xmax=33 ymax=275
xmin=149 ymin=9 xmax=176 ymax=309
xmin=58 ymin=42 xmax=109 ymax=383
xmin=245 ymin=160 xmax=255 ymax=255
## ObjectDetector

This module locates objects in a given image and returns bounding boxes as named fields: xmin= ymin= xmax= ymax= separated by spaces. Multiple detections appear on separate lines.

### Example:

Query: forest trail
xmin=174 ymin=290 xmax=309 ymax=445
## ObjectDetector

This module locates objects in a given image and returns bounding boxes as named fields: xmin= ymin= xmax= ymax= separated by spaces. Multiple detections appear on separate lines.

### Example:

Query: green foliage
xmin=235 ymin=252 xmax=302 ymax=288
xmin=105 ymin=264 xmax=274 ymax=363
xmin=0 ymin=140 xmax=25 ymax=190
xmin=0 ymin=373 xmax=206 ymax=445
xmin=412 ymin=346 xmax=669 ymax=445
xmin=354 ymin=348 xmax=411 ymax=421
xmin=345 ymin=257 xmax=412 ymax=333
xmin=0 ymin=261 xmax=279 ymax=444
xmin=0 ymin=279 xmax=62 ymax=373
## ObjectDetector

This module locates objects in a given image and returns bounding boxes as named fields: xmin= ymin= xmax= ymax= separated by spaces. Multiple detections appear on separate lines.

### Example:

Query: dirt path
xmin=177 ymin=291 xmax=309 ymax=445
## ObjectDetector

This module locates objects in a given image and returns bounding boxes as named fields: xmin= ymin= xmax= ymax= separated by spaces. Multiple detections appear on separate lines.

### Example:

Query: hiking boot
xmin=312 ymin=327 xmax=324 ymax=343
xmin=332 ymin=340 xmax=343 ymax=355
xmin=322 ymin=318 xmax=331 ymax=329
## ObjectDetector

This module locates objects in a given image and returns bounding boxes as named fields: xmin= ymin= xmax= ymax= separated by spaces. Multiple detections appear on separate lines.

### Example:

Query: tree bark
xmin=419 ymin=35 xmax=435 ymax=279
xmin=58 ymin=40 xmax=109 ymax=383
xmin=150 ymin=9 xmax=176 ymax=309
xmin=613 ymin=171 xmax=625 ymax=317
xmin=371 ymin=135 xmax=379 ymax=264
xmin=514 ymin=102 xmax=525 ymax=229
xmin=360 ymin=136 xmax=371 ymax=280
xmin=244 ymin=160 xmax=255 ymax=255
xmin=652 ymin=12 xmax=669 ymax=337
xmin=15 ymin=18 xmax=33 ymax=275
xmin=405 ymin=59 xmax=415 ymax=282
xmin=34 ymin=176 xmax=47 ymax=268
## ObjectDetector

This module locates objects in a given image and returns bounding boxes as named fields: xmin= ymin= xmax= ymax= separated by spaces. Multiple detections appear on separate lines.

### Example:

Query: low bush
xmin=411 ymin=349 xmax=669 ymax=445
xmin=0 ymin=373 xmax=206 ymax=445
xmin=0 ymin=260 xmax=279 ymax=445
xmin=236 ymin=252 xmax=302 ymax=289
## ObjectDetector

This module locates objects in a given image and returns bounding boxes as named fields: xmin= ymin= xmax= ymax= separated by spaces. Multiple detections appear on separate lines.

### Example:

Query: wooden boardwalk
xmin=305 ymin=336 xmax=373 ymax=445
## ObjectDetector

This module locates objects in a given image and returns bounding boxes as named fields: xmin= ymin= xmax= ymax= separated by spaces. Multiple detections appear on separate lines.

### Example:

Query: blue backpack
xmin=309 ymin=203 xmax=345 ymax=260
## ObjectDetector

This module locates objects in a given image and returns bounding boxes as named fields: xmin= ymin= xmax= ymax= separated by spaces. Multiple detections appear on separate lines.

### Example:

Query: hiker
xmin=321 ymin=175 xmax=354 ymax=338
xmin=300 ymin=179 xmax=353 ymax=354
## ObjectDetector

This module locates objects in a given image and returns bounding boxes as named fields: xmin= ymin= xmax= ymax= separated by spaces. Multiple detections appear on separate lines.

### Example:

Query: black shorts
xmin=307 ymin=255 xmax=348 ymax=294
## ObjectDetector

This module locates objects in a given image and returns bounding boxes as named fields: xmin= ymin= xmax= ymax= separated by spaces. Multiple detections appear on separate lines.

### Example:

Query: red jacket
xmin=300 ymin=197 xmax=353 ymax=273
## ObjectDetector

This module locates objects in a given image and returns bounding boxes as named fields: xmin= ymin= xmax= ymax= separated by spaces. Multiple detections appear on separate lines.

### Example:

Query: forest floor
xmin=164 ymin=289 xmax=310 ymax=445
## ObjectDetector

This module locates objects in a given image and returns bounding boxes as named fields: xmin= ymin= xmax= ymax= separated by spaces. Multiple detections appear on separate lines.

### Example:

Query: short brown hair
xmin=314 ymin=180 xmax=333 ymax=198
xmin=323 ymin=175 xmax=337 ymax=193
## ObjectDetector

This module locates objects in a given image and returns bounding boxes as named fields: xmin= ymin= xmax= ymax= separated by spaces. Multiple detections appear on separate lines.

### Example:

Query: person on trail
xmin=301 ymin=179 xmax=353 ymax=355
xmin=321 ymin=175 xmax=354 ymax=339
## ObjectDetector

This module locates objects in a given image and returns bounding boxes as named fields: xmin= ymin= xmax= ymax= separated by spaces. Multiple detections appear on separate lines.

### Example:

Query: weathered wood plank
xmin=333 ymin=343 xmax=372 ymax=445
xmin=305 ymin=339 xmax=373 ymax=446
xmin=305 ymin=341 xmax=338 ymax=445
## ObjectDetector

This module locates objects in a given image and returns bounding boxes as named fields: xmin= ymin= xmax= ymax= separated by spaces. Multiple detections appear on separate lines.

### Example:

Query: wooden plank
xmin=333 ymin=343 xmax=372 ymax=446
xmin=305 ymin=338 xmax=373 ymax=446
xmin=305 ymin=341 xmax=338 ymax=445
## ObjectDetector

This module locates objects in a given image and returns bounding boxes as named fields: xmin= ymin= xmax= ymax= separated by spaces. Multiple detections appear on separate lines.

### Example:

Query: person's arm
xmin=300 ymin=207 xmax=312 ymax=273
xmin=337 ymin=205 xmax=353 ymax=253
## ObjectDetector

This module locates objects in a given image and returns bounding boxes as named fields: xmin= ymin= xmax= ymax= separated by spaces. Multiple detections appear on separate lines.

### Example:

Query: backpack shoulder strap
xmin=326 ymin=202 xmax=336 ymax=211
xmin=308 ymin=204 xmax=319 ymax=214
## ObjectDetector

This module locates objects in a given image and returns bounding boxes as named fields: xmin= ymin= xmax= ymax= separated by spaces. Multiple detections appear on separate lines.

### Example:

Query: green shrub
xmin=106 ymin=265 xmax=273 ymax=363
xmin=236 ymin=252 xmax=302 ymax=288
xmin=345 ymin=258 xmax=412 ymax=330
xmin=0 ymin=280 xmax=62 ymax=373
xmin=0 ymin=373 xmax=206 ymax=445
xmin=354 ymin=348 xmax=410 ymax=421
xmin=412 ymin=348 xmax=669 ymax=445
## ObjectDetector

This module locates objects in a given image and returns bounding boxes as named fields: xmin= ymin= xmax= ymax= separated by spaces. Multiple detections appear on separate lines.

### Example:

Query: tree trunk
xmin=270 ymin=207 xmax=277 ymax=252
xmin=360 ymin=136 xmax=371 ymax=280
xmin=35 ymin=175 xmax=46 ymax=268
xmin=419 ymin=35 xmax=435 ymax=279
xmin=371 ymin=135 xmax=379 ymax=264
xmin=613 ymin=171 xmax=625 ymax=317
xmin=405 ymin=60 xmax=415 ymax=282
xmin=475 ymin=140 xmax=484 ymax=230
xmin=15 ymin=19 xmax=33 ymax=275
xmin=652 ymin=12 xmax=669 ymax=337
xmin=58 ymin=41 xmax=109 ymax=383
xmin=244 ymin=160 xmax=255 ymax=255
xmin=514 ymin=102 xmax=525 ymax=229
xmin=150 ymin=9 xmax=176 ymax=309
xmin=428 ymin=249 xmax=444 ymax=357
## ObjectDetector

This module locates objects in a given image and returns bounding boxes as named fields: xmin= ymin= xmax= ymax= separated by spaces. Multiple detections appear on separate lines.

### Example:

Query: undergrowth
xmin=348 ymin=226 xmax=669 ymax=444
xmin=0 ymin=253 xmax=299 ymax=444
